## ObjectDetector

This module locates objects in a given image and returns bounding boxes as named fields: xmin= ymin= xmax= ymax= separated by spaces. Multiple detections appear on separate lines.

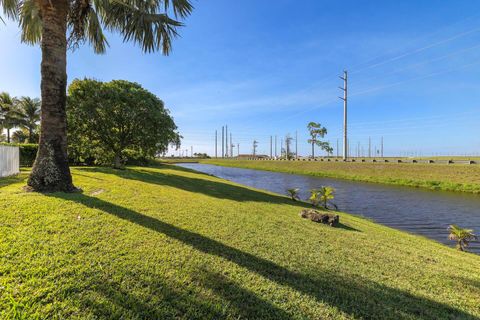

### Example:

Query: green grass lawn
xmin=1 ymin=165 xmax=479 ymax=319
xmin=201 ymin=159 xmax=480 ymax=193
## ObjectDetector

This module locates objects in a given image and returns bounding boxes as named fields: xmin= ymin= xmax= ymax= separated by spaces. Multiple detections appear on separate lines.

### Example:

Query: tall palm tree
xmin=1 ymin=0 xmax=193 ymax=192
xmin=0 ymin=92 xmax=20 ymax=143
xmin=307 ymin=122 xmax=331 ymax=158
xmin=16 ymin=96 xmax=41 ymax=143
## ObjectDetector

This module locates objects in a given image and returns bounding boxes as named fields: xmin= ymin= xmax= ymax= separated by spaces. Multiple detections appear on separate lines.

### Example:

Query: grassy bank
xmin=201 ymin=159 xmax=480 ymax=193
xmin=1 ymin=165 xmax=479 ymax=319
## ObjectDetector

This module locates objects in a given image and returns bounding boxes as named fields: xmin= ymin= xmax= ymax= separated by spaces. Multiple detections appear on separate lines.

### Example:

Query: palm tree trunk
xmin=28 ymin=127 xmax=33 ymax=143
xmin=311 ymin=142 xmax=314 ymax=159
xmin=27 ymin=0 xmax=75 ymax=192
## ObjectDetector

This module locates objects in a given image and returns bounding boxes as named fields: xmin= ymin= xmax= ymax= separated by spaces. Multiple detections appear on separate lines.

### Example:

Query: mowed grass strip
xmin=201 ymin=159 xmax=480 ymax=193
xmin=1 ymin=165 xmax=479 ymax=319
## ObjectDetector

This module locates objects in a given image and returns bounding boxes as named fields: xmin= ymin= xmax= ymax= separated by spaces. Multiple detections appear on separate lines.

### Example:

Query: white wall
xmin=0 ymin=145 xmax=20 ymax=177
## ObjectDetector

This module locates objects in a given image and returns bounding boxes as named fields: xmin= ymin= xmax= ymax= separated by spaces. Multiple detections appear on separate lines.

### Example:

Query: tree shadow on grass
xmin=74 ymin=270 xmax=228 ymax=319
xmin=76 ymin=166 xmax=309 ymax=208
xmin=50 ymin=192 xmax=476 ymax=319
xmin=0 ymin=173 xmax=26 ymax=189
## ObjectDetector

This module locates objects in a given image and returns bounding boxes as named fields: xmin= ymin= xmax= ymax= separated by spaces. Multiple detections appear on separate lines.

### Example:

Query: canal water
xmin=177 ymin=163 xmax=480 ymax=253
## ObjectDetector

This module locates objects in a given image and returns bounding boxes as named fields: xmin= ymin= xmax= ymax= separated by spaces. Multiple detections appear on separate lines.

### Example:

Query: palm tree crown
xmin=1 ymin=0 xmax=193 ymax=55
xmin=0 ymin=92 xmax=21 ymax=143
xmin=448 ymin=225 xmax=477 ymax=251
xmin=16 ymin=96 xmax=41 ymax=143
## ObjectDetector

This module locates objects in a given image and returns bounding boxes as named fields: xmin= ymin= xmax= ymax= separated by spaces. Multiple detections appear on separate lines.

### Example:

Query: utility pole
xmin=270 ymin=136 xmax=273 ymax=158
xmin=339 ymin=70 xmax=348 ymax=160
xmin=225 ymin=125 xmax=228 ymax=158
xmin=336 ymin=139 xmax=339 ymax=158
xmin=368 ymin=137 xmax=371 ymax=158
xmin=191 ymin=146 xmax=193 ymax=158
xmin=222 ymin=126 xmax=224 ymax=158
xmin=381 ymin=136 xmax=384 ymax=158
xmin=281 ymin=138 xmax=283 ymax=158
xmin=230 ymin=133 xmax=233 ymax=157
xmin=295 ymin=131 xmax=298 ymax=158
xmin=237 ymin=143 xmax=240 ymax=156
xmin=275 ymin=135 xmax=277 ymax=157
xmin=215 ymin=130 xmax=218 ymax=158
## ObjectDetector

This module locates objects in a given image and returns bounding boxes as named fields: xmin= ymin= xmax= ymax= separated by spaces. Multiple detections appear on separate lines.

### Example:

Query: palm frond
xmin=86 ymin=8 xmax=108 ymax=53
xmin=0 ymin=0 xmax=19 ymax=20
xmin=98 ymin=0 xmax=186 ymax=54
xmin=19 ymin=0 xmax=42 ymax=45
xmin=163 ymin=0 xmax=193 ymax=19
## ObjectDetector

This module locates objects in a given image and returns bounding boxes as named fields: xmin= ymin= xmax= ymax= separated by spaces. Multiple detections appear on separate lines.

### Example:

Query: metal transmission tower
xmin=237 ymin=143 xmax=240 ymax=156
xmin=230 ymin=133 xmax=233 ymax=157
xmin=270 ymin=136 xmax=273 ymax=158
xmin=295 ymin=131 xmax=298 ymax=158
xmin=225 ymin=125 xmax=228 ymax=158
xmin=275 ymin=135 xmax=277 ymax=157
xmin=339 ymin=70 xmax=348 ymax=160
xmin=215 ymin=130 xmax=218 ymax=158
xmin=381 ymin=137 xmax=384 ymax=158
xmin=368 ymin=137 xmax=372 ymax=158
xmin=222 ymin=126 xmax=224 ymax=158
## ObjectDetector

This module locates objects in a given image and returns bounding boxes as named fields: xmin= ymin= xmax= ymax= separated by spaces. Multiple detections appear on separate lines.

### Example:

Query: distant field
xmin=201 ymin=159 xmax=480 ymax=193
xmin=157 ymin=158 xmax=200 ymax=164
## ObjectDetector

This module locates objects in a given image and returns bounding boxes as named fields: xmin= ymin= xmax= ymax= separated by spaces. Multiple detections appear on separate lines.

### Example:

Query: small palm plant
xmin=287 ymin=188 xmax=300 ymax=201
xmin=319 ymin=186 xmax=336 ymax=209
xmin=448 ymin=225 xmax=477 ymax=251
xmin=308 ymin=189 xmax=321 ymax=207
xmin=309 ymin=186 xmax=337 ymax=209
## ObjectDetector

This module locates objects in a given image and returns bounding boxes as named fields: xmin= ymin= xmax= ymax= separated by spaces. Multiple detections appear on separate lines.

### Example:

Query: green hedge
xmin=1 ymin=143 xmax=152 ymax=168
xmin=0 ymin=143 xmax=38 ymax=167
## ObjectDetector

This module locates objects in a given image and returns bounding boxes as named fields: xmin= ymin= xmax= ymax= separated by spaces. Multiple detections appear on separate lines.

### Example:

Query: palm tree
xmin=16 ymin=97 xmax=41 ymax=143
xmin=12 ymin=129 xmax=29 ymax=143
xmin=307 ymin=122 xmax=331 ymax=158
xmin=318 ymin=186 xmax=336 ymax=209
xmin=0 ymin=92 xmax=20 ymax=143
xmin=448 ymin=225 xmax=477 ymax=251
xmin=286 ymin=188 xmax=300 ymax=201
xmin=308 ymin=186 xmax=336 ymax=209
xmin=1 ymin=0 xmax=193 ymax=192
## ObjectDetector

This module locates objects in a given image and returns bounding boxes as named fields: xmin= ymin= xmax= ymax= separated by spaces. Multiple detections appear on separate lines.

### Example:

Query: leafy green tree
xmin=253 ymin=140 xmax=258 ymax=157
xmin=16 ymin=97 xmax=41 ymax=143
xmin=0 ymin=92 xmax=20 ymax=143
xmin=307 ymin=122 xmax=332 ymax=158
xmin=67 ymin=79 xmax=180 ymax=168
xmin=1 ymin=0 xmax=193 ymax=191
xmin=448 ymin=225 xmax=477 ymax=251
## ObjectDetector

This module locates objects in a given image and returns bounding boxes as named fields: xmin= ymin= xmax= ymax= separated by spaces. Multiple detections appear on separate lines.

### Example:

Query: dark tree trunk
xmin=7 ymin=128 xmax=10 ymax=143
xmin=28 ymin=127 xmax=33 ymax=143
xmin=27 ymin=0 xmax=75 ymax=192
xmin=311 ymin=142 xmax=314 ymax=159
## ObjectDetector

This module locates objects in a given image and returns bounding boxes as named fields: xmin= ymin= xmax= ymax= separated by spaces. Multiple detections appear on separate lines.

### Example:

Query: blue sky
xmin=1 ymin=0 xmax=480 ymax=157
